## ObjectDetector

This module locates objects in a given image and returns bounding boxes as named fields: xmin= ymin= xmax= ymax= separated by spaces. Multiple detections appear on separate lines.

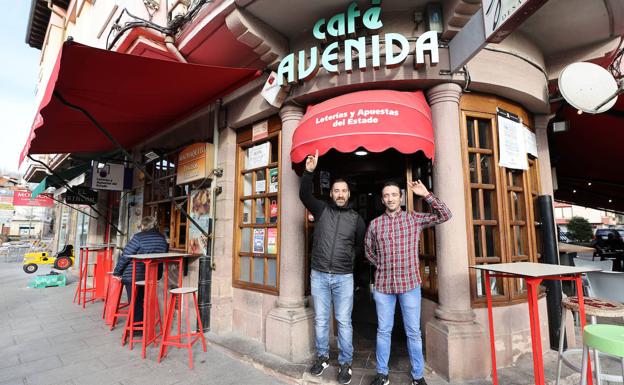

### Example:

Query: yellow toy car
xmin=23 ymin=245 xmax=74 ymax=274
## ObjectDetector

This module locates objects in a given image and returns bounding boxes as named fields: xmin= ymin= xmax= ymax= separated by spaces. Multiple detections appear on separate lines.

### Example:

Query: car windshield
xmin=618 ymin=230 xmax=624 ymax=239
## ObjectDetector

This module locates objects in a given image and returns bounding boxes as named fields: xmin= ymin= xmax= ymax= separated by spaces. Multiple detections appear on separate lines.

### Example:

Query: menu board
xmin=497 ymin=109 xmax=528 ymax=170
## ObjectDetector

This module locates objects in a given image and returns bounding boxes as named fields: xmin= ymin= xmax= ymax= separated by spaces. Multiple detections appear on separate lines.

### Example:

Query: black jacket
xmin=300 ymin=171 xmax=366 ymax=274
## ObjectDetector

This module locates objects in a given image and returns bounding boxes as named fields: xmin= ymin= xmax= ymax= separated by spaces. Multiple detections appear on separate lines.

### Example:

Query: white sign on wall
xmin=261 ymin=72 xmax=289 ymax=108
xmin=246 ymin=142 xmax=270 ymax=170
xmin=524 ymin=127 xmax=538 ymax=158
xmin=497 ymin=110 xmax=528 ymax=170
xmin=91 ymin=163 xmax=125 ymax=191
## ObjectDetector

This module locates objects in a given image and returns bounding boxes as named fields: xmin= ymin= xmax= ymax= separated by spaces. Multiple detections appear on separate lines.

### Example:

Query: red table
xmin=125 ymin=252 xmax=196 ymax=359
xmin=74 ymin=244 xmax=115 ymax=308
xmin=472 ymin=262 xmax=601 ymax=385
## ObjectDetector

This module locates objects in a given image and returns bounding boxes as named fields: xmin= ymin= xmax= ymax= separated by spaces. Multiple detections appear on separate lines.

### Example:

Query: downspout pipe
xmin=198 ymin=101 xmax=220 ymax=331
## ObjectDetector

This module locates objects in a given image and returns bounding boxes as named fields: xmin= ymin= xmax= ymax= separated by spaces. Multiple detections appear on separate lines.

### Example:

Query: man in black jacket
xmin=300 ymin=150 xmax=366 ymax=385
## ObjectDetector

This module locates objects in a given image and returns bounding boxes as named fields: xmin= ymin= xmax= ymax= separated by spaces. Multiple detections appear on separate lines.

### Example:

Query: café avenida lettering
xmin=276 ymin=0 xmax=440 ymax=86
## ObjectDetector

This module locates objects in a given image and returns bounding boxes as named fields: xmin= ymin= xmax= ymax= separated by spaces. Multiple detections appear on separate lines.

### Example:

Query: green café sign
xmin=276 ymin=0 xmax=440 ymax=86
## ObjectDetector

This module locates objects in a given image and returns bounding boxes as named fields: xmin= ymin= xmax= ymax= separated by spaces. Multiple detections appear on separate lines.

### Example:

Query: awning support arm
xmin=52 ymin=91 xmax=210 ymax=239
xmin=27 ymin=154 xmax=125 ymax=236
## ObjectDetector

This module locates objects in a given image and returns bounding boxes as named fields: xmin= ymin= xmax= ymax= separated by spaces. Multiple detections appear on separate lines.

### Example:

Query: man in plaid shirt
xmin=365 ymin=180 xmax=451 ymax=385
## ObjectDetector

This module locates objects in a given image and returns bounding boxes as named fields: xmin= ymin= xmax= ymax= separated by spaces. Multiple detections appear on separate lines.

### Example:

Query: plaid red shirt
xmin=365 ymin=193 xmax=452 ymax=294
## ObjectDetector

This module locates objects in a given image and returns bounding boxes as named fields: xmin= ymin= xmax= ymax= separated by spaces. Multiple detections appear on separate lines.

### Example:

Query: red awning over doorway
xmin=290 ymin=90 xmax=434 ymax=163
xmin=19 ymin=41 xmax=259 ymax=166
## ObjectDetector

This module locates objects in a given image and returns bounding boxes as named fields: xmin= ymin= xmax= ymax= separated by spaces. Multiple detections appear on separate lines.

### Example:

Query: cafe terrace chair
xmin=573 ymin=257 xmax=613 ymax=272
xmin=580 ymin=324 xmax=624 ymax=385
xmin=560 ymin=253 xmax=578 ymax=296
xmin=573 ymin=258 xmax=613 ymax=296
xmin=556 ymin=269 xmax=624 ymax=384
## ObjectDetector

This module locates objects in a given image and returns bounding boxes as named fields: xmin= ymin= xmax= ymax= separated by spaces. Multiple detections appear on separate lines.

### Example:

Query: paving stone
xmin=0 ymin=377 xmax=25 ymax=385
xmin=0 ymin=352 xmax=21 ymax=370
xmin=0 ymin=356 xmax=62 ymax=383
xmin=25 ymin=358 xmax=107 ymax=385
xmin=19 ymin=339 xmax=88 ymax=364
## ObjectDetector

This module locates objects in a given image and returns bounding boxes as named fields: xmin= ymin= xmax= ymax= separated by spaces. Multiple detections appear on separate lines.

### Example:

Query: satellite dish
xmin=558 ymin=62 xmax=619 ymax=114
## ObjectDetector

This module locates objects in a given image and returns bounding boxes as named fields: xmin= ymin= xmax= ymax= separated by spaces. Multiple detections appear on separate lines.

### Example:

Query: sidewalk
xmin=0 ymin=263 xmax=289 ymax=385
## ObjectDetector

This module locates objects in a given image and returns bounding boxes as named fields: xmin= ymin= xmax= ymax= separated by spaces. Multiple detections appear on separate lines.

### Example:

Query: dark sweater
xmin=113 ymin=229 xmax=169 ymax=283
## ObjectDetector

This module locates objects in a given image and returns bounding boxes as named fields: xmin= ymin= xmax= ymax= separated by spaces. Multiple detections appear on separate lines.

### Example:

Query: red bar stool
xmin=106 ymin=276 xmax=129 ymax=330
xmin=73 ymin=248 xmax=97 ymax=308
xmin=122 ymin=280 xmax=162 ymax=350
xmin=158 ymin=287 xmax=207 ymax=369
xmin=73 ymin=247 xmax=87 ymax=304
xmin=102 ymin=272 xmax=114 ymax=320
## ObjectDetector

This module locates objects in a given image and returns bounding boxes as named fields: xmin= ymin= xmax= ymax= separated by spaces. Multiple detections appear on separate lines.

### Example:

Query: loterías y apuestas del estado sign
xmin=276 ymin=0 xmax=440 ymax=86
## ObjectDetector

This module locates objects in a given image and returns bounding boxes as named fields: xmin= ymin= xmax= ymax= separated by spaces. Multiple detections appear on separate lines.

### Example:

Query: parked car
xmin=592 ymin=229 xmax=624 ymax=251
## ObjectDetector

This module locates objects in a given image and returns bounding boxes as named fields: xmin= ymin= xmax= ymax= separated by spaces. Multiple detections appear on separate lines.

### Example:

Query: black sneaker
xmin=337 ymin=363 xmax=352 ymax=384
xmin=412 ymin=378 xmax=427 ymax=385
xmin=370 ymin=373 xmax=389 ymax=385
xmin=309 ymin=356 xmax=329 ymax=376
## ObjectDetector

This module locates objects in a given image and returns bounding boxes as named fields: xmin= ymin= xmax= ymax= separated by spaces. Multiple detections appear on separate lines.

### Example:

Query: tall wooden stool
xmin=158 ymin=287 xmax=207 ymax=369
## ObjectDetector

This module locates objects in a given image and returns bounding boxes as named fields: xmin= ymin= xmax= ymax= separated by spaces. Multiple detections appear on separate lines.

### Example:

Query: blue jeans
xmin=310 ymin=269 xmax=354 ymax=365
xmin=373 ymin=286 xmax=423 ymax=379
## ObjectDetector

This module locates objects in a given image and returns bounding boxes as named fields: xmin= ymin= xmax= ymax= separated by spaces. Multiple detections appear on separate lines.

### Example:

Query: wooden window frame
xmin=232 ymin=117 xmax=282 ymax=295
xmin=461 ymin=94 xmax=542 ymax=306
xmin=406 ymin=157 xmax=438 ymax=301
xmin=143 ymin=152 xmax=189 ymax=251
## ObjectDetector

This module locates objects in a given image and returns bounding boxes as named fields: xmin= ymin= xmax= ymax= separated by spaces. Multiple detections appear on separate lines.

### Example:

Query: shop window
xmin=461 ymin=95 xmax=541 ymax=305
xmin=233 ymin=118 xmax=282 ymax=294
xmin=144 ymin=153 xmax=189 ymax=251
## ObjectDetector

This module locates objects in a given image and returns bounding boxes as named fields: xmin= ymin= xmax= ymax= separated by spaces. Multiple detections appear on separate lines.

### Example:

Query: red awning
xmin=290 ymin=90 xmax=434 ymax=163
xmin=19 ymin=41 xmax=259 ymax=166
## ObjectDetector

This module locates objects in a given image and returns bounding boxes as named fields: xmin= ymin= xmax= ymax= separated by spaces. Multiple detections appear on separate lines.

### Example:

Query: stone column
xmin=210 ymin=125 xmax=238 ymax=334
xmin=535 ymin=114 xmax=555 ymax=196
xmin=265 ymin=104 xmax=315 ymax=362
xmin=424 ymin=83 xmax=489 ymax=381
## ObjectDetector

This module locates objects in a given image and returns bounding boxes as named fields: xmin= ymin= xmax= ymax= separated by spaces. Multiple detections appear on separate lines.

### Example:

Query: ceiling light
xmin=609 ymin=199 xmax=613 ymax=203
xmin=572 ymin=190 xmax=576 ymax=193
xmin=354 ymin=150 xmax=368 ymax=156
xmin=587 ymin=182 xmax=592 ymax=186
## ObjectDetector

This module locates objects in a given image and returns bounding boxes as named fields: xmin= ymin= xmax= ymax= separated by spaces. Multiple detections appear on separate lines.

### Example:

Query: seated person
xmin=113 ymin=216 xmax=168 ymax=327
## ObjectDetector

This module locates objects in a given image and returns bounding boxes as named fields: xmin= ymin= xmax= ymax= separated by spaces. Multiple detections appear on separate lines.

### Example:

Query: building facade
xmin=22 ymin=0 xmax=624 ymax=381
